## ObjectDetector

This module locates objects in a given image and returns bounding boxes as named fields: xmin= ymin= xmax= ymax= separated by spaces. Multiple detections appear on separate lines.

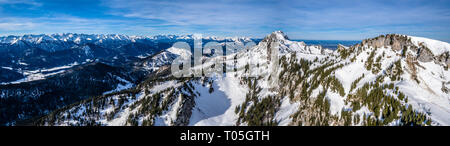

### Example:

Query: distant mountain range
xmin=294 ymin=40 xmax=360 ymax=49
xmin=0 ymin=34 xmax=256 ymax=83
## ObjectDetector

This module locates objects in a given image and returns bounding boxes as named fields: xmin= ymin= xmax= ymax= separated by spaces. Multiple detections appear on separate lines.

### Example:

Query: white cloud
xmin=101 ymin=0 xmax=277 ymax=30
xmin=0 ymin=16 xmax=131 ymax=35
xmin=0 ymin=0 xmax=42 ymax=7
xmin=0 ymin=22 xmax=35 ymax=31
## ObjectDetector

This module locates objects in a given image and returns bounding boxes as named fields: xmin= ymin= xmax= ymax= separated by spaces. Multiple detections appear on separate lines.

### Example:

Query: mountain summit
xmin=262 ymin=31 xmax=289 ymax=42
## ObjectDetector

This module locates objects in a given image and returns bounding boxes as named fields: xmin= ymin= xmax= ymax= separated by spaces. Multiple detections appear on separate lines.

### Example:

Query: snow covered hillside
xmin=34 ymin=31 xmax=450 ymax=126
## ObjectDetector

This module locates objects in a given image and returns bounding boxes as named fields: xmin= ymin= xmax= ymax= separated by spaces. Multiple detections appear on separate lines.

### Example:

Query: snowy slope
xmin=408 ymin=36 xmax=450 ymax=56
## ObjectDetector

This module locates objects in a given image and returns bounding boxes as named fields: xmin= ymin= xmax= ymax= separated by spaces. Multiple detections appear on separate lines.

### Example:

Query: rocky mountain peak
xmin=361 ymin=34 xmax=410 ymax=51
xmin=262 ymin=31 xmax=289 ymax=42
xmin=360 ymin=34 xmax=449 ymax=65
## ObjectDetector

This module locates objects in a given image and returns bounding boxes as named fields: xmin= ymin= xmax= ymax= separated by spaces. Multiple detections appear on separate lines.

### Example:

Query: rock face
xmin=436 ymin=52 xmax=450 ymax=67
xmin=361 ymin=34 xmax=411 ymax=51
xmin=416 ymin=44 xmax=435 ymax=62
xmin=362 ymin=34 xmax=442 ymax=63
xmin=261 ymin=31 xmax=289 ymax=61
xmin=173 ymin=93 xmax=196 ymax=126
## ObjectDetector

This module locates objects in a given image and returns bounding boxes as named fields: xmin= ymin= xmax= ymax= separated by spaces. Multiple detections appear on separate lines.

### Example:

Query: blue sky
xmin=0 ymin=0 xmax=449 ymax=41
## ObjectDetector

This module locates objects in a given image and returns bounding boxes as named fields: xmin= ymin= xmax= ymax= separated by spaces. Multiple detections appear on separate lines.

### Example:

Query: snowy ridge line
xmin=0 ymin=33 xmax=255 ymax=45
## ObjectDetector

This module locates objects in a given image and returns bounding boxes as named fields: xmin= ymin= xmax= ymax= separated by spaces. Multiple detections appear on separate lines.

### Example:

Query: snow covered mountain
xmin=0 ymin=33 xmax=255 ymax=84
xmin=32 ymin=31 xmax=450 ymax=126
xmin=0 ymin=33 xmax=254 ymax=51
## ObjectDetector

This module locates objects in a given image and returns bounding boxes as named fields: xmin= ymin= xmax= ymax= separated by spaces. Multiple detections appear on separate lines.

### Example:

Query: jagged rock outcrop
xmin=261 ymin=31 xmax=289 ymax=61
xmin=435 ymin=51 xmax=450 ymax=67
xmin=415 ymin=43 xmax=434 ymax=62
xmin=362 ymin=34 xmax=411 ymax=51
xmin=173 ymin=92 xmax=196 ymax=126
xmin=361 ymin=34 xmax=447 ymax=64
